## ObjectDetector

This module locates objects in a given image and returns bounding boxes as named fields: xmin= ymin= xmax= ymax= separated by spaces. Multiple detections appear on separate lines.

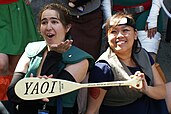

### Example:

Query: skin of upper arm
xmin=152 ymin=64 xmax=165 ymax=86
xmin=15 ymin=52 xmax=30 ymax=73
xmin=150 ymin=64 xmax=166 ymax=98
xmin=86 ymin=88 xmax=107 ymax=114
xmin=64 ymin=59 xmax=89 ymax=82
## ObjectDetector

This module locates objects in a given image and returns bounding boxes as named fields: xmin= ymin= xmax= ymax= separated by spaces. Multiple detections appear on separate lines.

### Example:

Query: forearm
xmin=144 ymin=84 xmax=166 ymax=99
xmin=147 ymin=0 xmax=162 ymax=29
xmin=7 ymin=72 xmax=25 ymax=103
xmin=101 ymin=0 xmax=112 ymax=21
xmin=86 ymin=88 xmax=106 ymax=114
xmin=86 ymin=96 xmax=100 ymax=114
xmin=144 ymin=64 xmax=167 ymax=99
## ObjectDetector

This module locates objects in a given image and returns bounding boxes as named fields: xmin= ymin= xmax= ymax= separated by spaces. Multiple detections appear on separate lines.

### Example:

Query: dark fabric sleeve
xmin=146 ymin=52 xmax=155 ymax=65
xmin=41 ymin=51 xmax=62 ymax=76
xmin=144 ymin=50 xmax=155 ymax=65
xmin=40 ymin=51 xmax=76 ymax=82
xmin=39 ymin=49 xmax=76 ymax=83
xmin=57 ymin=70 xmax=76 ymax=82
xmin=7 ymin=72 xmax=41 ymax=104
xmin=7 ymin=72 xmax=25 ymax=103
xmin=89 ymin=61 xmax=114 ymax=90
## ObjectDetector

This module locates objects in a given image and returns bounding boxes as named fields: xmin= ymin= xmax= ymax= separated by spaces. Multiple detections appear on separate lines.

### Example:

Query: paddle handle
xmin=81 ymin=77 xmax=142 ymax=89
xmin=83 ymin=81 xmax=129 ymax=88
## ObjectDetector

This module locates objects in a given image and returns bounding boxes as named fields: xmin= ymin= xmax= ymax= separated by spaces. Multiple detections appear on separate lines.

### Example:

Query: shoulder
xmin=63 ymin=46 xmax=95 ymax=69
xmin=134 ymin=48 xmax=154 ymax=65
xmin=89 ymin=60 xmax=114 ymax=83
xmin=146 ymin=51 xmax=155 ymax=65
xmin=25 ymin=41 xmax=46 ymax=57
xmin=141 ymin=48 xmax=155 ymax=65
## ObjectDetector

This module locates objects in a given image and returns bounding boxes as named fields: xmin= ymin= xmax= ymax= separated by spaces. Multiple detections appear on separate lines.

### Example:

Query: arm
xmin=101 ymin=0 xmax=112 ymax=22
xmin=86 ymin=88 xmax=107 ymax=114
xmin=14 ymin=52 xmax=30 ymax=73
xmin=86 ymin=62 xmax=113 ymax=114
xmin=139 ymin=64 xmax=166 ymax=99
xmin=146 ymin=0 xmax=162 ymax=38
xmin=147 ymin=64 xmax=166 ymax=99
xmin=7 ymin=52 xmax=30 ymax=103
xmin=147 ymin=0 xmax=162 ymax=29
xmin=64 ymin=59 xmax=89 ymax=82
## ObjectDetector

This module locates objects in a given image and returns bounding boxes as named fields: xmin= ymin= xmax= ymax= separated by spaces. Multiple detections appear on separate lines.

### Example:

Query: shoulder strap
xmin=97 ymin=47 xmax=131 ymax=80
xmin=25 ymin=41 xmax=46 ymax=58
xmin=63 ymin=46 xmax=94 ymax=70
xmin=133 ymin=48 xmax=154 ymax=85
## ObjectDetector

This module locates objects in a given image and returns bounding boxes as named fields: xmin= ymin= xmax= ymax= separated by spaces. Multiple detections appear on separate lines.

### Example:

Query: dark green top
xmin=24 ymin=41 xmax=94 ymax=107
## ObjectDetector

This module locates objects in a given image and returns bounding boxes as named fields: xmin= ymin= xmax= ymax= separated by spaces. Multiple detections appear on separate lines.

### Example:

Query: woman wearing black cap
xmin=85 ymin=12 xmax=168 ymax=114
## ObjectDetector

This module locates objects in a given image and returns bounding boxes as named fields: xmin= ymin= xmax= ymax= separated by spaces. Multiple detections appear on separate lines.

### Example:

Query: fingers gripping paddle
xmin=15 ymin=75 xmax=142 ymax=100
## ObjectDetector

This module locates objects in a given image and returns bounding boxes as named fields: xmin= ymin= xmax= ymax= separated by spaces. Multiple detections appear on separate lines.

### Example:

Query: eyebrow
xmin=41 ymin=17 xmax=59 ymax=22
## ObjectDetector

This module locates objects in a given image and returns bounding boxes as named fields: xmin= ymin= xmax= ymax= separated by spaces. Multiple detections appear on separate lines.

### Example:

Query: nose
xmin=46 ymin=23 xmax=52 ymax=31
xmin=116 ymin=31 xmax=124 ymax=38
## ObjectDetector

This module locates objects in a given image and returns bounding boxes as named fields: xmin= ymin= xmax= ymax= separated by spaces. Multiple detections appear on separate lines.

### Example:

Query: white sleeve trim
xmin=146 ymin=0 xmax=162 ymax=29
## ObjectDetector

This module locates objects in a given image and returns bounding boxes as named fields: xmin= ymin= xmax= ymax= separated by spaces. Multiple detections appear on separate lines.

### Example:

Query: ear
xmin=66 ymin=24 xmax=72 ymax=33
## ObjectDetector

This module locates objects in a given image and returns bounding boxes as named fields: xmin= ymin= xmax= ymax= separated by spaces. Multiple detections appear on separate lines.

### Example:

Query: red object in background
xmin=0 ymin=0 xmax=18 ymax=4
xmin=0 ymin=76 xmax=12 ymax=100
xmin=113 ymin=0 xmax=152 ymax=13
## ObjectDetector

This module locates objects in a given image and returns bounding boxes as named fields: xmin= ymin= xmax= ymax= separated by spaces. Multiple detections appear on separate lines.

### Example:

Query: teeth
xmin=47 ymin=33 xmax=52 ymax=36
xmin=116 ymin=40 xmax=125 ymax=44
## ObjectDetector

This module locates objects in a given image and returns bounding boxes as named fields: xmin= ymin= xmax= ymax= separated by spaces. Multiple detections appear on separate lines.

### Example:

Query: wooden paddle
xmin=14 ymin=75 xmax=142 ymax=100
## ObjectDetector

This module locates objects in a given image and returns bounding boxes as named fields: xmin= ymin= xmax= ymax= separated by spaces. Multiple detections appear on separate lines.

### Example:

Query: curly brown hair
xmin=37 ymin=3 xmax=72 ymax=31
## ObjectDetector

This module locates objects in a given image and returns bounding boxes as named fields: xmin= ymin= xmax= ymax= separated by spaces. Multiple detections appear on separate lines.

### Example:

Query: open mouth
xmin=116 ymin=40 xmax=126 ymax=45
xmin=47 ymin=33 xmax=55 ymax=38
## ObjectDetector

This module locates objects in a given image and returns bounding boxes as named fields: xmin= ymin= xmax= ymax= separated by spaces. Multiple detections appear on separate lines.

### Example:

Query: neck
xmin=116 ymin=50 xmax=132 ymax=60
xmin=116 ymin=52 xmax=136 ymax=67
